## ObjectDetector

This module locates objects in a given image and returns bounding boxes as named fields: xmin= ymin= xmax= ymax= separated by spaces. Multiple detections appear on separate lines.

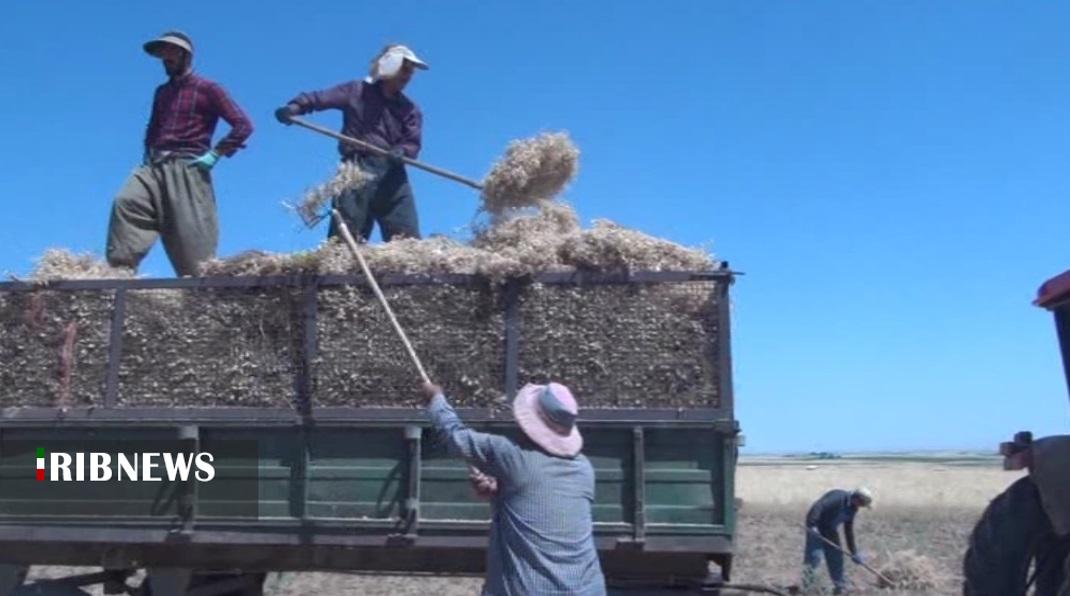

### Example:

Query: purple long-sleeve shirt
xmin=145 ymin=72 xmax=254 ymax=158
xmin=286 ymin=80 xmax=422 ymax=160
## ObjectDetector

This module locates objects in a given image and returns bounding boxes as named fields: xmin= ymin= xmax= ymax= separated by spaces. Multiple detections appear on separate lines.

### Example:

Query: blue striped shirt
xmin=428 ymin=394 xmax=606 ymax=596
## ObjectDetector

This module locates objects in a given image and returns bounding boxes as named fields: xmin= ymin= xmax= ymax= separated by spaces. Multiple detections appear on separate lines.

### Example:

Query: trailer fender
xmin=1032 ymin=435 xmax=1070 ymax=537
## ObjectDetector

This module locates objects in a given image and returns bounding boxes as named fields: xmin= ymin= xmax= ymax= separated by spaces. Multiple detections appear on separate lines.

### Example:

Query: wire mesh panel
xmin=0 ymin=290 xmax=113 ymax=407
xmin=116 ymin=288 xmax=300 ymax=407
xmin=517 ymin=281 xmax=721 ymax=408
xmin=314 ymin=283 xmax=506 ymax=408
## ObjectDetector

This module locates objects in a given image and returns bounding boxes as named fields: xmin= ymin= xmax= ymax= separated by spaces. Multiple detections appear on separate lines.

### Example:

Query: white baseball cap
xmin=369 ymin=45 xmax=429 ymax=82
xmin=852 ymin=487 xmax=874 ymax=508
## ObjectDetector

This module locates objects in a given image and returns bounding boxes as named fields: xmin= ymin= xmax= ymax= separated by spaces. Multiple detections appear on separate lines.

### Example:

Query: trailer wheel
xmin=963 ymin=476 xmax=1063 ymax=596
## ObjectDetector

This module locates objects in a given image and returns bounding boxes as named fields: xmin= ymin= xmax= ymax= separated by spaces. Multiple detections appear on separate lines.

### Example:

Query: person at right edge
xmin=274 ymin=45 xmax=427 ymax=242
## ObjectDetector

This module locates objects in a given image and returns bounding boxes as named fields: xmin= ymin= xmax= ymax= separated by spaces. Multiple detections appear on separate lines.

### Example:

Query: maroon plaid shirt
xmin=145 ymin=72 xmax=253 ymax=157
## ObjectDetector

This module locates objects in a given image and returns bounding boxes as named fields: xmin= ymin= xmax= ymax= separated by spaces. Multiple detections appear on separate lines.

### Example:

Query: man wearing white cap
xmin=275 ymin=44 xmax=428 ymax=242
xmin=802 ymin=487 xmax=874 ymax=594
xmin=422 ymin=381 xmax=606 ymax=596
xmin=107 ymin=30 xmax=254 ymax=276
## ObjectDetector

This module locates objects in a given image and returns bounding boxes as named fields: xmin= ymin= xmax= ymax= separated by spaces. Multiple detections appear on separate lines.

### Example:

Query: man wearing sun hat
xmin=422 ymin=381 xmax=606 ymax=596
xmin=106 ymin=30 xmax=254 ymax=277
xmin=801 ymin=486 xmax=874 ymax=594
xmin=275 ymin=44 xmax=428 ymax=243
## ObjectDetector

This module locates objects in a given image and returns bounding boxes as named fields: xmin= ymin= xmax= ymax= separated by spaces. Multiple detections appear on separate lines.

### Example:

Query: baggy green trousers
xmin=106 ymin=156 xmax=218 ymax=277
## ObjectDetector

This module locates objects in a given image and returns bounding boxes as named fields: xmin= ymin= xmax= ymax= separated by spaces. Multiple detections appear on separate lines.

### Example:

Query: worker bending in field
xmin=421 ymin=381 xmax=606 ymax=596
xmin=275 ymin=45 xmax=427 ymax=242
xmin=107 ymin=31 xmax=254 ymax=277
xmin=802 ymin=487 xmax=873 ymax=594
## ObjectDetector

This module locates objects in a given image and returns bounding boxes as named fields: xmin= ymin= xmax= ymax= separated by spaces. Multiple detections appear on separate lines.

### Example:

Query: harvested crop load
xmin=0 ymin=290 xmax=113 ymax=408
xmin=292 ymin=161 xmax=371 ymax=226
xmin=201 ymin=203 xmax=715 ymax=280
xmin=29 ymin=249 xmax=135 ymax=282
xmin=116 ymin=288 xmax=299 ymax=407
xmin=480 ymin=132 xmax=580 ymax=214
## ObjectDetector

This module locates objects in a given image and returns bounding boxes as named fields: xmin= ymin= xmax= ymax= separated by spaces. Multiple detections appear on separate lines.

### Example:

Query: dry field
xmin=24 ymin=455 xmax=1020 ymax=595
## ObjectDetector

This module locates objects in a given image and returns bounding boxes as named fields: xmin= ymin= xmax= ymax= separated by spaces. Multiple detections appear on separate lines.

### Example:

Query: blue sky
xmin=1 ymin=1 xmax=1068 ymax=453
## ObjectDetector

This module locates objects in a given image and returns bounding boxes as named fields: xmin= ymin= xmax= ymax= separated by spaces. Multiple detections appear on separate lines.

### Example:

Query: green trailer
xmin=0 ymin=269 xmax=740 ymax=595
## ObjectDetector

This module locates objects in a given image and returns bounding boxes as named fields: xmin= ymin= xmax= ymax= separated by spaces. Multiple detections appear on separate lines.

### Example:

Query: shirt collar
xmin=369 ymin=79 xmax=406 ymax=106
xmin=168 ymin=70 xmax=197 ymax=86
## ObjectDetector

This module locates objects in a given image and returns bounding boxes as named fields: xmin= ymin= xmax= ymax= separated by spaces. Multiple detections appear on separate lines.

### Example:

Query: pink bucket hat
xmin=513 ymin=382 xmax=583 ymax=458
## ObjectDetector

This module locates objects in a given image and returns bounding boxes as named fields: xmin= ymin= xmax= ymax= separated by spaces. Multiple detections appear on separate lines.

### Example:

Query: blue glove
xmin=190 ymin=150 xmax=220 ymax=171
xmin=851 ymin=553 xmax=865 ymax=565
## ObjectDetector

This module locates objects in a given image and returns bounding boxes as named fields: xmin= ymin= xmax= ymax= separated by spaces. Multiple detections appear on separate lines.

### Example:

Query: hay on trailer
xmin=208 ymin=202 xmax=716 ymax=279
xmin=480 ymin=133 xmax=580 ymax=214
xmin=116 ymin=288 xmax=299 ymax=407
xmin=0 ymin=290 xmax=114 ymax=408
xmin=517 ymin=282 xmax=720 ymax=408
xmin=471 ymin=201 xmax=582 ymax=275
xmin=290 ymin=161 xmax=372 ymax=226
xmin=315 ymin=284 xmax=505 ymax=408
xmin=564 ymin=220 xmax=715 ymax=272
xmin=875 ymin=550 xmax=946 ymax=591
xmin=28 ymin=249 xmax=136 ymax=282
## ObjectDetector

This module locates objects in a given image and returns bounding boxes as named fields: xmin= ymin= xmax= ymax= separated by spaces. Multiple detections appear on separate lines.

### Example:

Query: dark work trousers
xmin=106 ymin=155 xmax=218 ymax=277
xmin=328 ymin=154 xmax=420 ymax=242
xmin=802 ymin=528 xmax=846 ymax=592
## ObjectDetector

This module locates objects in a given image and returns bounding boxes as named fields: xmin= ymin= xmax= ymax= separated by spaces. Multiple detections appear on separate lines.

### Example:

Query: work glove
xmin=851 ymin=553 xmax=865 ymax=565
xmin=275 ymin=105 xmax=297 ymax=125
xmin=807 ymin=526 xmax=821 ymax=537
xmin=190 ymin=150 xmax=220 ymax=171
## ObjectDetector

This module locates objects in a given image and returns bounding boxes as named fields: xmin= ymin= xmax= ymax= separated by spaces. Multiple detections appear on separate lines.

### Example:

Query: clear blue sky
xmin=2 ymin=1 xmax=1068 ymax=453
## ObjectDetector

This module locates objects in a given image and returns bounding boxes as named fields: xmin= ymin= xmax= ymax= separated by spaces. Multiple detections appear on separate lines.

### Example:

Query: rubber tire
xmin=963 ymin=476 xmax=1062 ymax=596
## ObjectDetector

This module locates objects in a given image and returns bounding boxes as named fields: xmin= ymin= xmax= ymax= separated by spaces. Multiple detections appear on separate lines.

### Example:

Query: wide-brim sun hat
xmin=513 ymin=382 xmax=583 ymax=458
xmin=144 ymin=31 xmax=194 ymax=57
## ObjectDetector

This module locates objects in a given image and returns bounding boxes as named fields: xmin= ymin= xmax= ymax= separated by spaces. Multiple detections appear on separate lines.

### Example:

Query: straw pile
xmin=875 ymin=550 xmax=946 ymax=591
xmin=201 ymin=202 xmax=715 ymax=280
xmin=292 ymin=161 xmax=371 ymax=225
xmin=28 ymin=249 xmax=136 ymax=282
xmin=480 ymin=132 xmax=580 ymax=214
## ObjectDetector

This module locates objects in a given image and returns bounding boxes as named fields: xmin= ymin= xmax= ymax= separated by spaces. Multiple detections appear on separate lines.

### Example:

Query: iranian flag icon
xmin=36 ymin=448 xmax=45 ymax=481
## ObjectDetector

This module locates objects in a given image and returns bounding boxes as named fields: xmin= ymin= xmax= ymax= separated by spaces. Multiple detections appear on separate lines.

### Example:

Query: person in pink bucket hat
xmin=423 ymin=381 xmax=606 ymax=596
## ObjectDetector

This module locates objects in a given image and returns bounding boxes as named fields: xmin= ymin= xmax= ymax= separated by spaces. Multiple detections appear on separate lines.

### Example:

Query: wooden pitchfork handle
xmin=804 ymin=525 xmax=895 ymax=587
xmin=332 ymin=209 xmax=430 ymax=383
xmin=290 ymin=116 xmax=484 ymax=190
xmin=332 ymin=210 xmax=486 ymax=484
